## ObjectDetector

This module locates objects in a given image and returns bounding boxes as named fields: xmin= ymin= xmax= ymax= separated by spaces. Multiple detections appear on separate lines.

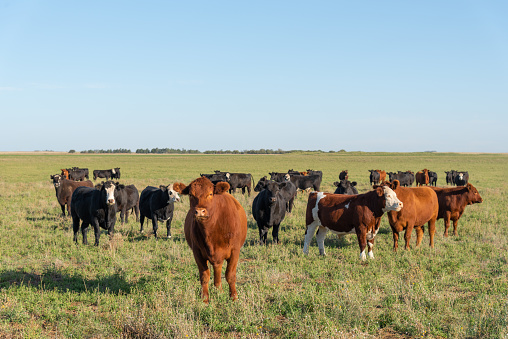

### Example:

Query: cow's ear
xmin=159 ymin=185 xmax=167 ymax=191
xmin=172 ymin=182 xmax=188 ymax=195
xmin=333 ymin=181 xmax=339 ymax=187
xmin=214 ymin=182 xmax=230 ymax=195
xmin=352 ymin=181 xmax=357 ymax=186
xmin=375 ymin=186 xmax=384 ymax=197
xmin=392 ymin=180 xmax=400 ymax=190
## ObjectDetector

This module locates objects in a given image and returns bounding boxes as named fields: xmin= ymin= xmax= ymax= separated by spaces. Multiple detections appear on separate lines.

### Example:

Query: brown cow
xmin=376 ymin=170 xmax=386 ymax=182
xmin=430 ymin=184 xmax=483 ymax=236
xmin=50 ymin=174 xmax=94 ymax=216
xmin=382 ymin=180 xmax=438 ymax=251
xmin=415 ymin=169 xmax=430 ymax=186
xmin=60 ymin=169 xmax=69 ymax=179
xmin=302 ymin=186 xmax=403 ymax=260
xmin=173 ymin=177 xmax=248 ymax=303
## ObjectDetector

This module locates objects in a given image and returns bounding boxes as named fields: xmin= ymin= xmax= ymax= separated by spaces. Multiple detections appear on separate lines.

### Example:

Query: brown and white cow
xmin=430 ymin=184 xmax=483 ymax=236
xmin=415 ymin=169 xmax=430 ymax=186
xmin=382 ymin=180 xmax=438 ymax=251
xmin=302 ymin=186 xmax=403 ymax=260
xmin=173 ymin=177 xmax=248 ymax=303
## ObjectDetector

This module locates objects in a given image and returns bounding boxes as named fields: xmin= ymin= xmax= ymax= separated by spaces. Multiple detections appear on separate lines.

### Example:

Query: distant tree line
xmin=72 ymin=148 xmax=347 ymax=154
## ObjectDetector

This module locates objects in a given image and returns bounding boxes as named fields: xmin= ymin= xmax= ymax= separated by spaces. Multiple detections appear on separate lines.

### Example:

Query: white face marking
xmin=167 ymin=184 xmax=181 ymax=203
xmin=459 ymin=173 xmax=463 ymax=180
xmin=382 ymin=186 xmax=403 ymax=212
xmin=111 ymin=168 xmax=116 ymax=174
xmin=105 ymin=184 xmax=116 ymax=205
xmin=226 ymin=173 xmax=231 ymax=180
xmin=284 ymin=173 xmax=290 ymax=181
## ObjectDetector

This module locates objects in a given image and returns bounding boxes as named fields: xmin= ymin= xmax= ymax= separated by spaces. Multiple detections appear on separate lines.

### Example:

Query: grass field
xmin=0 ymin=152 xmax=507 ymax=338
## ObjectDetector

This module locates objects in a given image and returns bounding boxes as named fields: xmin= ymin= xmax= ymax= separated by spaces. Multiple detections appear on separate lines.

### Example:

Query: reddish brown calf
xmin=173 ymin=177 xmax=248 ymax=303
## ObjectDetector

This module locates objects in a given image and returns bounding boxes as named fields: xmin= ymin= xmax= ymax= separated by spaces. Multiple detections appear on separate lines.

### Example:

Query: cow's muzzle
xmin=195 ymin=208 xmax=208 ymax=220
xmin=107 ymin=199 xmax=115 ymax=205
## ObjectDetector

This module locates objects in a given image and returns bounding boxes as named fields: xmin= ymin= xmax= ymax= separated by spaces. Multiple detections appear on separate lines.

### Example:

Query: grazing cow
xmin=113 ymin=183 xmax=140 ymax=224
xmin=139 ymin=184 xmax=180 ymax=238
xmin=415 ymin=169 xmax=430 ymax=186
xmin=369 ymin=170 xmax=380 ymax=185
xmin=252 ymin=181 xmax=296 ymax=244
xmin=70 ymin=181 xmax=117 ymax=246
xmin=430 ymin=184 xmax=483 ymax=236
xmin=50 ymin=174 xmax=94 ymax=216
xmin=339 ymin=170 xmax=348 ymax=180
xmin=428 ymin=171 xmax=438 ymax=186
xmin=286 ymin=174 xmax=321 ymax=192
xmin=93 ymin=169 xmax=114 ymax=181
xmin=302 ymin=186 xmax=403 ymax=260
xmin=381 ymin=180 xmax=439 ymax=251
xmin=454 ymin=171 xmax=469 ymax=186
xmin=333 ymin=180 xmax=358 ymax=195
xmin=173 ymin=177 xmax=247 ymax=303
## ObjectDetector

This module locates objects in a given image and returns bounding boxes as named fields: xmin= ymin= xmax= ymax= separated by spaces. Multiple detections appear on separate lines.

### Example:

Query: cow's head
xmin=284 ymin=173 xmax=291 ymax=181
xmin=50 ymin=174 xmax=63 ymax=187
xmin=254 ymin=176 xmax=269 ymax=192
xmin=376 ymin=180 xmax=403 ymax=212
xmin=101 ymin=181 xmax=116 ymax=205
xmin=466 ymin=183 xmax=483 ymax=204
xmin=173 ymin=177 xmax=230 ymax=221
xmin=334 ymin=180 xmax=358 ymax=195
xmin=262 ymin=181 xmax=289 ymax=204
xmin=159 ymin=184 xmax=181 ymax=203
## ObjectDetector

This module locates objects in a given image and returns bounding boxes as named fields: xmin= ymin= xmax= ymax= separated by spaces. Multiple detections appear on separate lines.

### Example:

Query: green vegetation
xmin=0 ymin=152 xmax=506 ymax=338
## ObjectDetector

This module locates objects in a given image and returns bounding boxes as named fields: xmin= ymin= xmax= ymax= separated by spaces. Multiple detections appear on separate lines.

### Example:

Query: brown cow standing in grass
xmin=173 ymin=177 xmax=248 ymax=303
xmin=382 ymin=180 xmax=439 ymax=251
xmin=430 ymin=184 xmax=483 ymax=236
xmin=415 ymin=169 xmax=430 ymax=186
xmin=50 ymin=174 xmax=94 ymax=216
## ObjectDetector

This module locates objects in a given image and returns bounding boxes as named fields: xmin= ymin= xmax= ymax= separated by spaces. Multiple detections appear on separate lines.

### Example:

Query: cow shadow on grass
xmin=0 ymin=268 xmax=133 ymax=294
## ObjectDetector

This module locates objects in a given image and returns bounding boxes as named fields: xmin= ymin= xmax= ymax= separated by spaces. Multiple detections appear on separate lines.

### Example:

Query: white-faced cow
xmin=303 ymin=186 xmax=403 ymax=260
xmin=173 ymin=177 xmax=248 ymax=303
xmin=139 ymin=184 xmax=180 ymax=238
xmin=70 ymin=181 xmax=117 ymax=246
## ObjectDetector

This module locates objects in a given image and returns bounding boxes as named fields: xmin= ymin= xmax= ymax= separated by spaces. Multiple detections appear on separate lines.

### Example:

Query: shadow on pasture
xmin=0 ymin=268 xmax=133 ymax=294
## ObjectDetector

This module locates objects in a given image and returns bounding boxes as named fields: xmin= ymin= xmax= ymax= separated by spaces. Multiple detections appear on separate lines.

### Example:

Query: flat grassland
xmin=0 ymin=152 xmax=506 ymax=338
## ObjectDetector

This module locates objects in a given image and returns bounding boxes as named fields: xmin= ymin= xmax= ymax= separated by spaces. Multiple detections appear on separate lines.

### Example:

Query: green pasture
xmin=0 ymin=152 xmax=506 ymax=338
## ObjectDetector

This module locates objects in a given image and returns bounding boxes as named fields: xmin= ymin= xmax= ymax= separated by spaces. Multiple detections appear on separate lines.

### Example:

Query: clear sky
xmin=1 ymin=1 xmax=507 ymax=152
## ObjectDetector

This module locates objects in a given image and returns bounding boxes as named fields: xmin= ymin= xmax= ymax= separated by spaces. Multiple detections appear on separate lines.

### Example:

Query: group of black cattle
xmin=60 ymin=167 xmax=121 ymax=181
xmin=51 ymin=166 xmax=470 ymax=246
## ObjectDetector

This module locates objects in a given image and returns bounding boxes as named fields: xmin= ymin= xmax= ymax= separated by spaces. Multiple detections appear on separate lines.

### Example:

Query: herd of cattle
xmin=49 ymin=167 xmax=482 ymax=303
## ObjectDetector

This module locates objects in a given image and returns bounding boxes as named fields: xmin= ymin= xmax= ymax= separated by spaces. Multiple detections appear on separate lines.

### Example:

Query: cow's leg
xmin=367 ymin=238 xmax=375 ymax=259
xmin=120 ymin=208 xmax=125 ymax=225
xmin=443 ymin=211 xmax=451 ymax=236
xmin=247 ymin=185 xmax=251 ymax=197
xmin=288 ymin=198 xmax=294 ymax=213
xmin=72 ymin=217 xmax=80 ymax=244
xmin=356 ymin=230 xmax=368 ymax=261
xmin=139 ymin=215 xmax=145 ymax=233
xmin=166 ymin=218 xmax=172 ymax=238
xmin=258 ymin=226 xmax=268 ymax=244
xmin=303 ymin=221 xmax=319 ymax=254
xmin=392 ymin=229 xmax=399 ymax=252
xmin=225 ymin=254 xmax=239 ymax=301
xmin=212 ymin=261 xmax=223 ymax=290
xmin=272 ymin=223 xmax=280 ymax=244
xmin=452 ymin=217 xmax=459 ymax=236
xmin=428 ymin=219 xmax=437 ymax=248
xmin=194 ymin=252 xmax=211 ymax=304
xmin=415 ymin=226 xmax=424 ymax=247
xmin=151 ymin=217 xmax=159 ymax=239
xmin=92 ymin=220 xmax=101 ymax=246
xmin=315 ymin=226 xmax=329 ymax=256
xmin=81 ymin=223 xmax=89 ymax=245
xmin=404 ymin=224 xmax=414 ymax=250
xmin=134 ymin=204 xmax=140 ymax=222
xmin=60 ymin=204 xmax=66 ymax=217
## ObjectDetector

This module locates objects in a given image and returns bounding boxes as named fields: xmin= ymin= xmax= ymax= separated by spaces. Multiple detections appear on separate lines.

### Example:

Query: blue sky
xmin=1 ymin=1 xmax=507 ymax=152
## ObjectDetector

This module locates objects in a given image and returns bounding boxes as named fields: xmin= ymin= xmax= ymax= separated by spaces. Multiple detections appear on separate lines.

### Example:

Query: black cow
xmin=454 ymin=171 xmax=469 ymax=186
xmin=67 ymin=168 xmax=87 ymax=181
xmin=111 ymin=168 xmax=121 ymax=179
xmin=306 ymin=169 xmax=323 ymax=179
xmin=369 ymin=170 xmax=380 ymax=185
xmin=252 ymin=181 xmax=296 ymax=244
xmin=445 ymin=170 xmax=456 ymax=185
xmin=339 ymin=170 xmax=348 ymax=180
xmin=70 ymin=181 xmax=117 ymax=246
xmin=255 ymin=176 xmax=297 ymax=213
xmin=93 ymin=169 xmax=114 ymax=180
xmin=200 ymin=173 xmax=229 ymax=185
xmin=269 ymin=172 xmax=289 ymax=182
xmin=139 ymin=184 xmax=181 ymax=238
xmin=113 ymin=183 xmax=140 ymax=224
xmin=214 ymin=171 xmax=254 ymax=196
xmin=333 ymin=180 xmax=358 ymax=194
xmin=287 ymin=174 xmax=321 ymax=192
xmin=428 ymin=171 xmax=438 ymax=186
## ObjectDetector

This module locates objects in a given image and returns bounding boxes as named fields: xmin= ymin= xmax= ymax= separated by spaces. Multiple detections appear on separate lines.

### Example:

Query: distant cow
xmin=269 ymin=172 xmax=288 ymax=182
xmin=287 ymin=174 xmax=321 ymax=192
xmin=303 ymin=186 xmax=403 ymax=260
xmin=70 ymin=181 xmax=117 ymax=246
xmin=139 ymin=184 xmax=180 ymax=238
xmin=254 ymin=176 xmax=296 ymax=212
xmin=252 ymin=180 xmax=296 ymax=244
xmin=113 ymin=183 xmax=139 ymax=224
xmin=428 ymin=171 xmax=438 ymax=186
xmin=173 ymin=177 xmax=248 ymax=303
xmin=415 ymin=169 xmax=430 ymax=186
xmin=398 ymin=171 xmax=415 ymax=187
xmin=50 ymin=174 xmax=94 ymax=216
xmin=382 ymin=180 xmax=439 ymax=251
xmin=93 ymin=169 xmax=114 ymax=181
xmin=430 ymin=183 xmax=483 ymax=236
xmin=445 ymin=170 xmax=456 ymax=185
xmin=339 ymin=170 xmax=348 ymax=180
xmin=454 ymin=171 xmax=469 ymax=186
xmin=369 ymin=170 xmax=380 ymax=185
xmin=213 ymin=171 xmax=254 ymax=196
xmin=111 ymin=168 xmax=121 ymax=179
xmin=333 ymin=180 xmax=358 ymax=195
